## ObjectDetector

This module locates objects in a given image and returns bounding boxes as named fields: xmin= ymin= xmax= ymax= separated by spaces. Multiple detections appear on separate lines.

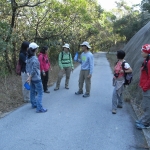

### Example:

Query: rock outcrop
xmin=123 ymin=21 xmax=150 ymax=83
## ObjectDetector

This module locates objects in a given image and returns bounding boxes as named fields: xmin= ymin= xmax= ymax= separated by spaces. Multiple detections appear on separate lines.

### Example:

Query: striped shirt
xmin=58 ymin=51 xmax=74 ymax=69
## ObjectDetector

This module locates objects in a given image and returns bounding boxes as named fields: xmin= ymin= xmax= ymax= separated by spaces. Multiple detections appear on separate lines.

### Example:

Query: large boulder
xmin=123 ymin=21 xmax=150 ymax=83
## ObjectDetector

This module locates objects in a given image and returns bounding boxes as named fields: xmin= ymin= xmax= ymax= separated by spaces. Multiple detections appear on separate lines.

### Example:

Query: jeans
xmin=30 ymin=80 xmax=44 ymax=111
xmin=21 ymin=72 xmax=30 ymax=102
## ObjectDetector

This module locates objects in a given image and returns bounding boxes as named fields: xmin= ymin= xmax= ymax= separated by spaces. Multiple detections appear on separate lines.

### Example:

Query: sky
xmin=98 ymin=0 xmax=142 ymax=10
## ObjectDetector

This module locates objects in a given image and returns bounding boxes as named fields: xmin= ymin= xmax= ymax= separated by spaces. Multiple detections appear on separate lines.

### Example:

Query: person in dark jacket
xmin=19 ymin=41 xmax=30 ymax=103
xmin=136 ymin=44 xmax=150 ymax=129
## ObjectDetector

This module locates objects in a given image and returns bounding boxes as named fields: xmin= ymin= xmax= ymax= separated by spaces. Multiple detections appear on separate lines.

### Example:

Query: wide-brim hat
xmin=63 ymin=43 xmax=70 ymax=49
xmin=29 ymin=42 xmax=39 ymax=49
xmin=141 ymin=44 xmax=150 ymax=54
xmin=80 ymin=41 xmax=91 ymax=49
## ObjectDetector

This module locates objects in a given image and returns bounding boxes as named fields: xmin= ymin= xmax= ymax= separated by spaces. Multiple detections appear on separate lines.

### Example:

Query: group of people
xmin=19 ymin=41 xmax=94 ymax=113
xmin=18 ymin=40 xmax=150 ymax=130
xmin=19 ymin=42 xmax=51 ymax=112
xmin=113 ymin=44 xmax=150 ymax=130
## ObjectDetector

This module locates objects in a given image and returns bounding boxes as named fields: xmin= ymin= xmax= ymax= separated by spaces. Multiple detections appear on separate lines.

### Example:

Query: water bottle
xmin=24 ymin=82 xmax=30 ymax=90
xmin=74 ymin=52 xmax=78 ymax=61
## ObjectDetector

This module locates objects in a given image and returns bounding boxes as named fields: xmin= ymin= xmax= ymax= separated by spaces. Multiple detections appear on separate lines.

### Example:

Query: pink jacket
xmin=38 ymin=53 xmax=51 ymax=72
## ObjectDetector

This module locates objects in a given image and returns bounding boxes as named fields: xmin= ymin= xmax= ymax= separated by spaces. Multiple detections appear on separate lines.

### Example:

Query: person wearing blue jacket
xmin=26 ymin=42 xmax=47 ymax=113
xmin=75 ymin=41 xmax=94 ymax=97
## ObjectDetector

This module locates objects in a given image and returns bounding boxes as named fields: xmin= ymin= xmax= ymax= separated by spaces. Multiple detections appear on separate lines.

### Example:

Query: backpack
xmin=122 ymin=61 xmax=133 ymax=85
xmin=16 ymin=60 xmax=22 ymax=75
xmin=61 ymin=51 xmax=70 ymax=61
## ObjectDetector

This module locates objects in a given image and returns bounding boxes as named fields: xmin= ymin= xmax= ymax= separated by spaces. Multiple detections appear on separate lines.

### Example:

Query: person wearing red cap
xmin=136 ymin=44 xmax=150 ymax=129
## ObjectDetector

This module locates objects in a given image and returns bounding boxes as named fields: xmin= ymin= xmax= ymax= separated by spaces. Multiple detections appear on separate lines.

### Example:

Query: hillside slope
xmin=123 ymin=21 xmax=150 ymax=83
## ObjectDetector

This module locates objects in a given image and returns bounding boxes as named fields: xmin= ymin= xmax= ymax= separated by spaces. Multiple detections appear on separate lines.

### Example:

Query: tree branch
xmin=18 ymin=0 xmax=46 ymax=8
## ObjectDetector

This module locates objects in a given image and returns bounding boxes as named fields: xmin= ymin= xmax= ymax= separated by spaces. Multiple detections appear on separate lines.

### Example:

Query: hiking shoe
xmin=36 ymin=108 xmax=47 ymax=113
xmin=32 ymin=105 xmax=37 ymax=109
xmin=44 ymin=90 xmax=50 ymax=93
xmin=54 ymin=87 xmax=59 ymax=91
xmin=136 ymin=123 xmax=150 ymax=130
xmin=135 ymin=120 xmax=141 ymax=124
xmin=75 ymin=91 xmax=83 ymax=95
xmin=112 ymin=109 xmax=117 ymax=114
xmin=83 ymin=93 xmax=90 ymax=97
xmin=117 ymin=105 xmax=122 ymax=108
xmin=65 ymin=86 xmax=69 ymax=89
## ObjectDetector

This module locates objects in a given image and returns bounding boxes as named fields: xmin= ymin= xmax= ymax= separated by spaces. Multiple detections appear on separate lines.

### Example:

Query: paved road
xmin=0 ymin=52 xmax=147 ymax=150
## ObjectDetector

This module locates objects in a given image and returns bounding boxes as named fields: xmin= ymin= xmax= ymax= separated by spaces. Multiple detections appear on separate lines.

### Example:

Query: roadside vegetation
xmin=0 ymin=0 xmax=150 ymax=114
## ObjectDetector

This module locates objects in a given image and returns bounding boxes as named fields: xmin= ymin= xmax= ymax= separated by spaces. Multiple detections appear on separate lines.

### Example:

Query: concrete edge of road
xmin=131 ymin=103 xmax=150 ymax=149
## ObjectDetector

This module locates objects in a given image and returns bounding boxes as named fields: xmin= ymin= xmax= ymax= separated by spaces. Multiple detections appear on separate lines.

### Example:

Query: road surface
xmin=0 ymin=52 xmax=147 ymax=150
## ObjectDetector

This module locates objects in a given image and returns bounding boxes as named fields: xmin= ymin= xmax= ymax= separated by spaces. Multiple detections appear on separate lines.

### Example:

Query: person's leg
xmin=84 ymin=70 xmax=91 ymax=95
xmin=43 ymin=71 xmax=49 ymax=92
xmin=45 ymin=71 xmax=49 ymax=90
xmin=21 ymin=72 xmax=30 ymax=102
xmin=139 ymin=90 xmax=150 ymax=126
xmin=112 ymin=87 xmax=118 ymax=113
xmin=54 ymin=69 xmax=64 ymax=90
xmin=75 ymin=70 xmax=84 ymax=94
xmin=35 ymin=81 xmax=47 ymax=112
xmin=65 ymin=67 xmax=71 ymax=89
xmin=41 ymin=72 xmax=45 ymax=91
xmin=79 ymin=70 xmax=84 ymax=92
xmin=30 ymin=81 xmax=37 ymax=108
xmin=117 ymin=93 xmax=123 ymax=108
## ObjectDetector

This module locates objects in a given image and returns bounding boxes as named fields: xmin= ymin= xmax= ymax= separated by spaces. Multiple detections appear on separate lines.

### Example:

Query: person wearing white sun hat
xmin=26 ymin=42 xmax=47 ymax=113
xmin=75 ymin=41 xmax=94 ymax=98
xmin=54 ymin=43 xmax=74 ymax=90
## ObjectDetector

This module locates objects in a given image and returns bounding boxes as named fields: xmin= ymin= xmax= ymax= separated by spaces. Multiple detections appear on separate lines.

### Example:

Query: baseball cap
xmin=29 ymin=42 xmax=39 ymax=49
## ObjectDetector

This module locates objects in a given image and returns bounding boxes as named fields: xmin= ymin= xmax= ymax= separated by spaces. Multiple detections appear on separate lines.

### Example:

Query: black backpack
xmin=122 ymin=61 xmax=133 ymax=85
xmin=61 ymin=51 xmax=70 ymax=60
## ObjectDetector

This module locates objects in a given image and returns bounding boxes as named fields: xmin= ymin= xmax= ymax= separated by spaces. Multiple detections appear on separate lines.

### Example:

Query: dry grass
xmin=0 ymin=62 xmax=79 ymax=115
xmin=0 ymin=75 xmax=23 ymax=113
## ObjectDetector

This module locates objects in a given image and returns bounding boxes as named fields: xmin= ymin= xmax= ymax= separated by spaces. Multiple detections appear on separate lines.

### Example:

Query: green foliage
xmin=0 ymin=0 xmax=146 ymax=75
xmin=141 ymin=0 xmax=150 ymax=13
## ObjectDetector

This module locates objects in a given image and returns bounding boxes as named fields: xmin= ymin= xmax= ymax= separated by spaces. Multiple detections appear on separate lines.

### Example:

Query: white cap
xmin=63 ymin=43 xmax=70 ymax=49
xmin=29 ymin=42 xmax=39 ymax=49
xmin=80 ymin=41 xmax=91 ymax=49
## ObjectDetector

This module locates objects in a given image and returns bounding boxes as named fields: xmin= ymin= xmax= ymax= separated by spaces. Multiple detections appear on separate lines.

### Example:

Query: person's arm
xmin=120 ymin=62 xmax=132 ymax=73
xmin=88 ymin=54 xmax=94 ymax=78
xmin=19 ymin=53 xmax=26 ymax=63
xmin=26 ymin=60 xmax=37 ymax=82
xmin=38 ymin=55 xmax=45 ymax=73
xmin=77 ymin=53 xmax=82 ymax=63
xmin=58 ymin=52 xmax=63 ymax=69
xmin=142 ymin=61 xmax=150 ymax=92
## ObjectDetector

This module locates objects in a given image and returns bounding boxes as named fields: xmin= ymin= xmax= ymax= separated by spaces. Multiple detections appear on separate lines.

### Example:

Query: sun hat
xmin=29 ymin=42 xmax=39 ymax=49
xmin=63 ymin=43 xmax=70 ymax=49
xmin=141 ymin=44 xmax=150 ymax=54
xmin=80 ymin=41 xmax=91 ymax=49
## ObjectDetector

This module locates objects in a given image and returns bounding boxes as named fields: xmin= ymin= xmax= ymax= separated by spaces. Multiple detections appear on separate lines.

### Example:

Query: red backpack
xmin=16 ymin=60 xmax=22 ymax=75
